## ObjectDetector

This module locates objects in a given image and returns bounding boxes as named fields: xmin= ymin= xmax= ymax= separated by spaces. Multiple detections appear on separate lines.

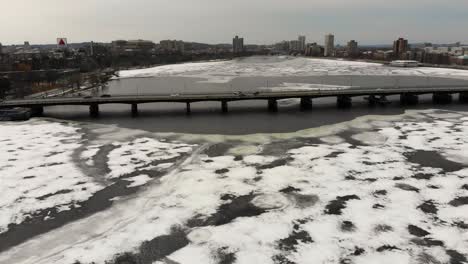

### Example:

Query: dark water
xmin=41 ymin=67 xmax=468 ymax=135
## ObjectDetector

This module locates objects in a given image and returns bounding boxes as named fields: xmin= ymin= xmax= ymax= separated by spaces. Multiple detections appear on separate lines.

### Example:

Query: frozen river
xmin=42 ymin=56 xmax=468 ymax=135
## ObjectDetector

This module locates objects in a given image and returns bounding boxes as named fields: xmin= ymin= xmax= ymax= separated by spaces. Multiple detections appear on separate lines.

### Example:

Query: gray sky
xmin=1 ymin=0 xmax=467 ymax=45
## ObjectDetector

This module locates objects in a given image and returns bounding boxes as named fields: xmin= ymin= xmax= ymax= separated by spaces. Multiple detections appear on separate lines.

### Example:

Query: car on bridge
xmin=234 ymin=91 xmax=246 ymax=97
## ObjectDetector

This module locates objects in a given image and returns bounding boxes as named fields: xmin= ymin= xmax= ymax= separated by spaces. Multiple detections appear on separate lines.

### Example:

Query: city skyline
xmin=1 ymin=0 xmax=468 ymax=45
xmin=1 ymin=36 xmax=466 ymax=48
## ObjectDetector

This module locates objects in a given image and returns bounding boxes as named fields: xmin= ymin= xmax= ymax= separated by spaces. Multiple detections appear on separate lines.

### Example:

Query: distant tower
xmin=233 ymin=35 xmax=244 ymax=54
xmin=298 ymin=35 xmax=306 ymax=52
xmin=24 ymin=41 xmax=31 ymax=50
xmin=324 ymin=34 xmax=335 ymax=57
xmin=347 ymin=40 xmax=359 ymax=57
xmin=90 ymin=41 xmax=94 ymax=56
xmin=393 ymin=37 xmax=409 ymax=59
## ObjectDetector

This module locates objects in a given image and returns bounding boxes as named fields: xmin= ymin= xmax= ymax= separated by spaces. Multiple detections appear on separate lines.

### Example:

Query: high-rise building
xmin=233 ymin=36 xmax=244 ymax=54
xmin=393 ymin=38 xmax=409 ymax=58
xmin=347 ymin=40 xmax=359 ymax=57
xmin=298 ymin=35 xmax=306 ymax=52
xmin=0 ymin=42 xmax=3 ymax=54
xmin=324 ymin=34 xmax=335 ymax=57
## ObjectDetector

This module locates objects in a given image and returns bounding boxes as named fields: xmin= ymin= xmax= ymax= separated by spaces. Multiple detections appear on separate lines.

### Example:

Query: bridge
xmin=2 ymin=84 xmax=468 ymax=117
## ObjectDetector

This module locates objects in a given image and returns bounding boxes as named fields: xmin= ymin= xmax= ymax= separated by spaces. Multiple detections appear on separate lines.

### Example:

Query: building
xmin=289 ymin=40 xmax=300 ymax=52
xmin=23 ymin=41 xmax=31 ymax=50
xmin=111 ymin=39 xmax=155 ymax=54
xmin=0 ymin=43 xmax=3 ymax=54
xmin=159 ymin=40 xmax=185 ymax=53
xmin=423 ymin=51 xmax=450 ymax=65
xmin=298 ymin=35 xmax=306 ymax=52
xmin=393 ymin=38 xmax=409 ymax=59
xmin=274 ymin=41 xmax=290 ymax=53
xmin=347 ymin=40 xmax=359 ymax=57
xmin=305 ymin=43 xmax=323 ymax=56
xmin=373 ymin=50 xmax=394 ymax=61
xmin=10 ymin=41 xmax=41 ymax=61
xmin=455 ymin=55 xmax=468 ymax=66
xmin=233 ymin=36 xmax=244 ymax=54
xmin=324 ymin=34 xmax=335 ymax=57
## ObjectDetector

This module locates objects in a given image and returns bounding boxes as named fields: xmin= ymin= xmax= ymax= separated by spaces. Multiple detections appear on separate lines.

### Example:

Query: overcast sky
xmin=1 ymin=0 xmax=467 ymax=45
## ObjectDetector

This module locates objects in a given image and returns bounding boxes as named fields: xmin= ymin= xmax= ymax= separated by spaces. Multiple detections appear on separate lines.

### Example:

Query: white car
xmin=233 ymin=91 xmax=246 ymax=97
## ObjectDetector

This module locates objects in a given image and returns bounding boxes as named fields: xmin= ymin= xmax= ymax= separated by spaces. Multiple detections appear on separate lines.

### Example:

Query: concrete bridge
xmin=2 ymin=84 xmax=468 ymax=117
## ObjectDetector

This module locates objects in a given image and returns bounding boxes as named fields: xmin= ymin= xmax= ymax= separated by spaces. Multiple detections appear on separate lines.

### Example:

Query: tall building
xmin=347 ymin=40 xmax=359 ymax=57
xmin=233 ymin=36 xmax=244 ymax=54
xmin=298 ymin=35 xmax=306 ymax=52
xmin=0 ymin=43 xmax=3 ymax=54
xmin=324 ymin=34 xmax=335 ymax=57
xmin=393 ymin=38 xmax=409 ymax=58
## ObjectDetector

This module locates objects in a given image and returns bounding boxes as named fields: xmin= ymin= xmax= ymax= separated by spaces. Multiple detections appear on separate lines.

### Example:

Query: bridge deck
xmin=2 ymin=85 xmax=468 ymax=108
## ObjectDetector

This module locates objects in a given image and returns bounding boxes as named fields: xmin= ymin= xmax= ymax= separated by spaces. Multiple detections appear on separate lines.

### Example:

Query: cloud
xmin=0 ymin=0 xmax=467 ymax=44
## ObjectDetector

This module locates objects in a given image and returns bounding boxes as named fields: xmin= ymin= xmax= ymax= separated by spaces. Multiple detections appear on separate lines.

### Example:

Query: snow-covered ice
xmin=116 ymin=56 xmax=468 ymax=82
xmin=0 ymin=119 xmax=196 ymax=237
xmin=0 ymin=120 xmax=103 ymax=234
xmin=1 ymin=109 xmax=468 ymax=264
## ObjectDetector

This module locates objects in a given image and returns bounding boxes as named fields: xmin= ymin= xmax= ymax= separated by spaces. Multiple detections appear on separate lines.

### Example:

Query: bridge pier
xmin=400 ymin=93 xmax=419 ymax=105
xmin=221 ymin=101 xmax=228 ymax=113
xmin=89 ymin=104 xmax=99 ymax=117
xmin=337 ymin=95 xmax=352 ymax=108
xmin=131 ymin=104 xmax=138 ymax=117
xmin=300 ymin=97 xmax=313 ymax=111
xmin=433 ymin=92 xmax=452 ymax=104
xmin=459 ymin=92 xmax=468 ymax=103
xmin=30 ymin=106 xmax=44 ymax=116
xmin=268 ymin=99 xmax=278 ymax=112
xmin=186 ymin=102 xmax=191 ymax=114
